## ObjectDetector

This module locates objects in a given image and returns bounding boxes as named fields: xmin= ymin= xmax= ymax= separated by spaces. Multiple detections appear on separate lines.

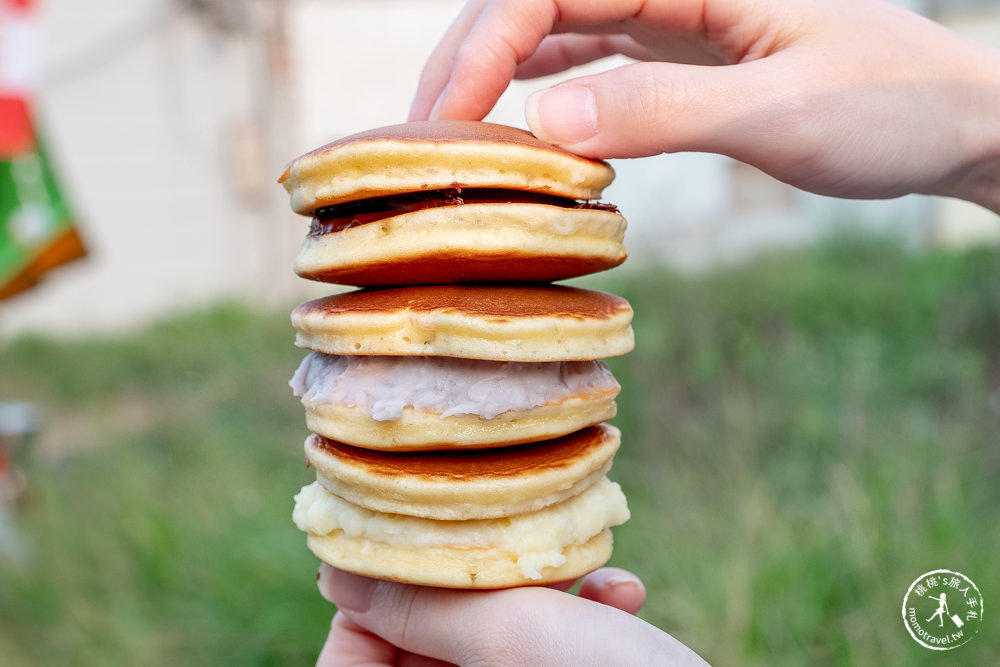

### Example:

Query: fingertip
xmin=408 ymin=99 xmax=432 ymax=122
xmin=425 ymin=82 xmax=496 ymax=122
xmin=427 ymin=85 xmax=448 ymax=121
xmin=578 ymin=567 xmax=647 ymax=615
xmin=583 ymin=566 xmax=643 ymax=586
xmin=412 ymin=81 xmax=448 ymax=121
xmin=410 ymin=61 xmax=449 ymax=121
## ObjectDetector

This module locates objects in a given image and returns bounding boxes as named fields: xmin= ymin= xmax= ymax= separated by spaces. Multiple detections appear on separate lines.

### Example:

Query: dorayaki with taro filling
xmin=289 ymin=283 xmax=634 ymax=450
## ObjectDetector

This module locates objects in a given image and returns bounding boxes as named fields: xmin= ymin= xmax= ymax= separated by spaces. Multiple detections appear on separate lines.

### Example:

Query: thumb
xmin=319 ymin=566 xmax=708 ymax=666
xmin=524 ymin=60 xmax=782 ymax=161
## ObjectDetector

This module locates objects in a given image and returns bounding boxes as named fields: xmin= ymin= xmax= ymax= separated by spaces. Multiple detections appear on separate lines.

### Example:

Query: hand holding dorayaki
xmin=412 ymin=0 xmax=1000 ymax=214
xmin=293 ymin=1 xmax=1000 ymax=664
xmin=277 ymin=121 xmax=679 ymax=659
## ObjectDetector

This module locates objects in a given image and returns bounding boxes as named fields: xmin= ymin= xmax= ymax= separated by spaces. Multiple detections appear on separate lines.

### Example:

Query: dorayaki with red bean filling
xmin=279 ymin=120 xmax=627 ymax=286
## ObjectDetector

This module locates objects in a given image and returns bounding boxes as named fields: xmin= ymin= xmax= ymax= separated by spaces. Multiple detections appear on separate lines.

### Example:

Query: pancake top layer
xmin=279 ymin=120 xmax=616 ymax=215
xmin=310 ymin=120 xmax=585 ymax=149
xmin=294 ymin=284 xmax=629 ymax=320
xmin=309 ymin=424 xmax=620 ymax=483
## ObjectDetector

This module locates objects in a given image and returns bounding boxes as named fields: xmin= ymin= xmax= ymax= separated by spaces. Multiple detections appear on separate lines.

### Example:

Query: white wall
xmin=2 ymin=0 xmax=305 ymax=337
xmin=3 ymin=0 xmax=995 ymax=336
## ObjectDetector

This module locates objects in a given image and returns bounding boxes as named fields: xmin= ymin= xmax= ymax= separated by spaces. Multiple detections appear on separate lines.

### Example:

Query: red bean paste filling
xmin=309 ymin=187 xmax=618 ymax=237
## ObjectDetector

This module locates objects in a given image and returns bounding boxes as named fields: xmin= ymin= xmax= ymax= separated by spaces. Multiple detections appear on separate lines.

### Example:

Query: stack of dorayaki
xmin=280 ymin=120 xmax=635 ymax=588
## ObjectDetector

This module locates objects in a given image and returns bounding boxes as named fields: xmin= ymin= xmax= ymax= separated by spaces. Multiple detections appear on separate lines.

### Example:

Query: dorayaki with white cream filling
xmin=292 ymin=425 xmax=629 ymax=588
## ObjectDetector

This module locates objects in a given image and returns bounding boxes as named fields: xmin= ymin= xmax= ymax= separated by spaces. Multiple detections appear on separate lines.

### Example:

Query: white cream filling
xmin=289 ymin=353 xmax=619 ymax=421
xmin=292 ymin=476 xmax=630 ymax=579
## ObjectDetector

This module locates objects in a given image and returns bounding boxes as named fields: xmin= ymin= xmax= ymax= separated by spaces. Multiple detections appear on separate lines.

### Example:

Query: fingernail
xmin=526 ymin=85 xmax=598 ymax=146
xmin=606 ymin=574 xmax=645 ymax=594
xmin=319 ymin=566 xmax=375 ymax=613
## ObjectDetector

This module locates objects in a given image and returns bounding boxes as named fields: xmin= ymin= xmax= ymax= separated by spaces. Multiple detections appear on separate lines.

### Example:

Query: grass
xmin=1 ymin=238 xmax=998 ymax=665
xmin=0 ymin=306 xmax=328 ymax=665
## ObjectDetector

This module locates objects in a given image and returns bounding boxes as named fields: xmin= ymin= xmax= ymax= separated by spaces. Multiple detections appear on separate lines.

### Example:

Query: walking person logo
xmin=902 ymin=569 xmax=983 ymax=650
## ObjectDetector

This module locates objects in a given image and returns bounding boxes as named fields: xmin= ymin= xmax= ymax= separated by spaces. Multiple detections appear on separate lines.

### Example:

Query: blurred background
xmin=1 ymin=0 xmax=998 ymax=665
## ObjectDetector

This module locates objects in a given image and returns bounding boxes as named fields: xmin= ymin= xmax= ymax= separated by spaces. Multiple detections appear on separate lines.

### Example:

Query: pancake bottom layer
xmin=306 ymin=529 xmax=614 ymax=589
xmin=294 ymin=203 xmax=627 ymax=286
xmin=302 ymin=397 xmax=617 ymax=450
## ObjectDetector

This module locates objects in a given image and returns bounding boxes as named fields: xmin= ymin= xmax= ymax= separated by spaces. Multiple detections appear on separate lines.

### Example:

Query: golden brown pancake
xmin=294 ymin=201 xmax=627 ymax=286
xmin=305 ymin=424 xmax=621 ymax=519
xmin=278 ymin=120 xmax=626 ymax=286
xmin=279 ymin=120 xmax=616 ymax=213
xmin=290 ymin=284 xmax=635 ymax=361
xmin=304 ymin=526 xmax=617 ymax=590
xmin=298 ymin=387 xmax=618 ymax=451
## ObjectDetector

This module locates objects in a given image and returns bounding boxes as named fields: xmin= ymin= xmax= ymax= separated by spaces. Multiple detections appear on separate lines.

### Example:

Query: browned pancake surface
xmin=293 ymin=284 xmax=630 ymax=321
xmin=280 ymin=120 xmax=609 ymax=180
xmin=311 ymin=425 xmax=615 ymax=481
xmin=298 ymin=254 xmax=623 ymax=287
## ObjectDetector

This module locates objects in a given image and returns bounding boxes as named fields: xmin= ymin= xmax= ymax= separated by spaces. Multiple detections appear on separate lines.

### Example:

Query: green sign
xmin=0 ymin=132 xmax=85 ymax=299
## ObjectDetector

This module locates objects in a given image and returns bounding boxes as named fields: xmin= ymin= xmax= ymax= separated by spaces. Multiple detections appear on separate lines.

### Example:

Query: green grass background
xmin=1 ymin=239 xmax=997 ymax=665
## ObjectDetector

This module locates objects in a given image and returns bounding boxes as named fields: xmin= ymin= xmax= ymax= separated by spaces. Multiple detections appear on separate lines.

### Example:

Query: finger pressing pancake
xmin=293 ymin=475 xmax=629 ymax=589
xmin=305 ymin=424 xmax=621 ymax=520
xmin=278 ymin=120 xmax=616 ymax=215
xmin=290 ymin=353 xmax=620 ymax=449
xmin=290 ymin=284 xmax=635 ymax=361
xmin=295 ymin=200 xmax=628 ymax=286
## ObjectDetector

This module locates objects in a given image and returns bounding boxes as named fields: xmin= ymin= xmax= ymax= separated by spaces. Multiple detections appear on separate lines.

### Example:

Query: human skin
xmin=410 ymin=0 xmax=1000 ymax=214
xmin=315 ymin=564 xmax=710 ymax=666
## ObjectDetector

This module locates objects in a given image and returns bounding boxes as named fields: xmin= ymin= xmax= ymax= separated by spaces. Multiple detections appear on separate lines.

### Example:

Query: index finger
xmin=409 ymin=0 xmax=491 ymax=121
xmin=411 ymin=0 xmax=560 ymax=121
xmin=413 ymin=0 xmax=664 ymax=121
